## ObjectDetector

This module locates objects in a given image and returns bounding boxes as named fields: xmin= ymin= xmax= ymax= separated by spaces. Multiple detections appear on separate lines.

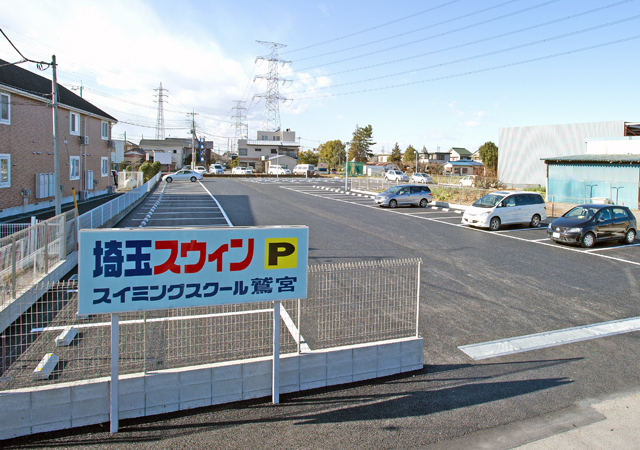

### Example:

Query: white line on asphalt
xmin=458 ymin=316 xmax=640 ymax=360
xmin=584 ymin=243 xmax=640 ymax=252
xmin=531 ymin=238 xmax=551 ymax=242
xmin=198 ymin=181 xmax=233 ymax=227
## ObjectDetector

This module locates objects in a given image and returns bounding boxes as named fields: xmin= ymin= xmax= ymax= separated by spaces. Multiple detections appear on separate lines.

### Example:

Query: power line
xmin=295 ymin=34 xmax=640 ymax=100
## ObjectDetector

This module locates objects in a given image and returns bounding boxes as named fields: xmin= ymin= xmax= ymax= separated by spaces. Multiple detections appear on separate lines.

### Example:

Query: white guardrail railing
xmin=0 ymin=173 xmax=160 ymax=308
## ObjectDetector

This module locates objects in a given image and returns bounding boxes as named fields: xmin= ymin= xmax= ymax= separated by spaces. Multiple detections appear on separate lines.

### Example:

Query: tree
xmin=318 ymin=140 xmax=346 ymax=169
xmin=347 ymin=124 xmax=376 ymax=162
xmin=298 ymin=149 xmax=319 ymax=165
xmin=478 ymin=141 xmax=498 ymax=173
xmin=390 ymin=142 xmax=402 ymax=163
xmin=403 ymin=145 xmax=417 ymax=165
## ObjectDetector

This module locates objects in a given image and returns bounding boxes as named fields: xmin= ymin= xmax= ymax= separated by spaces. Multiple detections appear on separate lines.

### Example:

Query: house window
xmin=70 ymin=156 xmax=80 ymax=180
xmin=272 ymin=136 xmax=278 ymax=141
xmin=271 ymin=149 xmax=277 ymax=154
xmin=70 ymin=112 xmax=80 ymax=135
xmin=239 ymin=148 xmax=247 ymax=156
xmin=0 ymin=93 xmax=10 ymax=125
xmin=261 ymin=135 xmax=268 ymax=140
xmin=101 ymin=121 xmax=109 ymax=140
xmin=254 ymin=148 xmax=261 ymax=152
xmin=0 ymin=154 xmax=10 ymax=187
xmin=101 ymin=157 xmax=109 ymax=177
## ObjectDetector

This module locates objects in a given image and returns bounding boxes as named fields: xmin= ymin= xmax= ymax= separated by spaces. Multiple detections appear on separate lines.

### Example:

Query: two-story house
xmin=0 ymin=59 xmax=117 ymax=219
xmin=449 ymin=147 xmax=472 ymax=161
xmin=419 ymin=148 xmax=450 ymax=165
xmin=237 ymin=129 xmax=300 ymax=170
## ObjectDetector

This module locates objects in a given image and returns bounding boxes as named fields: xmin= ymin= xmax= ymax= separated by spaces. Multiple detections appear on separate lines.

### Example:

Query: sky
xmin=1 ymin=0 xmax=638 ymax=155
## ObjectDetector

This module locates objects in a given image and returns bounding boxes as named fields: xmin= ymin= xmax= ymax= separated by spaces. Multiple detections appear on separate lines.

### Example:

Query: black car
xmin=547 ymin=204 xmax=637 ymax=248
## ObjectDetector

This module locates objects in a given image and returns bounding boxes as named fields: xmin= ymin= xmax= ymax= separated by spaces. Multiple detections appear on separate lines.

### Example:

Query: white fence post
xmin=272 ymin=300 xmax=280 ymax=404
xmin=110 ymin=313 xmax=119 ymax=434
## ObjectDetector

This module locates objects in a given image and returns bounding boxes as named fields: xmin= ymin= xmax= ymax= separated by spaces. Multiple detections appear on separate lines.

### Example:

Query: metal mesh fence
xmin=0 ymin=258 xmax=420 ymax=391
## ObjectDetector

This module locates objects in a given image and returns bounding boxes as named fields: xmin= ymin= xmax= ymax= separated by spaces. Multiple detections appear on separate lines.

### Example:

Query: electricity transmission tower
xmin=233 ymin=100 xmax=248 ymax=153
xmin=154 ymin=82 xmax=168 ymax=140
xmin=253 ymin=41 xmax=291 ymax=132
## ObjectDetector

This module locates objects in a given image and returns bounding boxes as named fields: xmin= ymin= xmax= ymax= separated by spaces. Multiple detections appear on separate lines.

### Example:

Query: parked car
xmin=162 ymin=169 xmax=203 ymax=183
xmin=268 ymin=164 xmax=291 ymax=175
xmin=459 ymin=175 xmax=477 ymax=187
xmin=385 ymin=170 xmax=409 ymax=182
xmin=330 ymin=168 xmax=337 ymax=174
xmin=411 ymin=173 xmax=433 ymax=184
xmin=462 ymin=191 xmax=546 ymax=231
xmin=374 ymin=184 xmax=433 ymax=208
xmin=209 ymin=164 xmax=225 ymax=174
xmin=547 ymin=204 xmax=637 ymax=248
xmin=293 ymin=164 xmax=315 ymax=175
xmin=193 ymin=166 xmax=207 ymax=174
xmin=232 ymin=166 xmax=253 ymax=174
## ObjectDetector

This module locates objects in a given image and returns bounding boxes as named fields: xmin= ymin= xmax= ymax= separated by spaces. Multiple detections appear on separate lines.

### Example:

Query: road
xmin=6 ymin=177 xmax=640 ymax=449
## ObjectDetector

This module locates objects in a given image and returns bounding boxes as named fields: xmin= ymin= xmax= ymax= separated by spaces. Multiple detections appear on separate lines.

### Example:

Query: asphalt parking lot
xmin=6 ymin=177 xmax=640 ymax=449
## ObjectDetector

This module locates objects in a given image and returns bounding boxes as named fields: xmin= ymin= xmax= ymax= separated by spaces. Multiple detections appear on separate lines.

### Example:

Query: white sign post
xmin=78 ymin=226 xmax=309 ymax=432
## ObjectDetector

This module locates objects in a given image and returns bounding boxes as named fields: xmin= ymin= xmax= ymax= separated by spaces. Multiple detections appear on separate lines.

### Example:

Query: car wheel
xmin=489 ymin=217 xmax=501 ymax=231
xmin=389 ymin=199 xmax=397 ymax=208
xmin=530 ymin=214 xmax=541 ymax=228
xmin=581 ymin=232 xmax=596 ymax=248
xmin=165 ymin=177 xmax=173 ymax=183
xmin=621 ymin=228 xmax=636 ymax=244
xmin=419 ymin=198 xmax=428 ymax=208
xmin=190 ymin=176 xmax=197 ymax=182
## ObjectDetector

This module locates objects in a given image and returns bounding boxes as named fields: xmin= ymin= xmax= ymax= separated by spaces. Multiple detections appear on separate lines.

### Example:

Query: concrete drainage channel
xmin=139 ymin=182 xmax=168 ymax=228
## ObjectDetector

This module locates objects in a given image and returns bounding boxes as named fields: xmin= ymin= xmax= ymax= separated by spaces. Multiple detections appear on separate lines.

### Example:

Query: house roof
xmin=446 ymin=160 xmax=484 ymax=166
xmin=0 ymin=59 xmax=117 ymax=122
xmin=450 ymin=147 xmax=471 ymax=155
xmin=542 ymin=154 xmax=640 ymax=164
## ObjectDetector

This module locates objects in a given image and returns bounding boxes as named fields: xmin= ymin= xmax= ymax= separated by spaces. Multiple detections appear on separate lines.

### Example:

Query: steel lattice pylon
xmin=253 ymin=41 xmax=291 ymax=132
xmin=233 ymin=100 xmax=248 ymax=143
xmin=154 ymin=82 xmax=168 ymax=140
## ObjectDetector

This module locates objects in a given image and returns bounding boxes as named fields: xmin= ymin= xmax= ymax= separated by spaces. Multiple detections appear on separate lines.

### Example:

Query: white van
xmin=268 ymin=164 xmax=291 ymax=175
xmin=293 ymin=164 xmax=315 ymax=175
xmin=462 ymin=191 xmax=547 ymax=231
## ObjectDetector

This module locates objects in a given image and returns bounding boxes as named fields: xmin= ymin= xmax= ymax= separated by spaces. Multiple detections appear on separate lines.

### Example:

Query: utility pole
xmin=51 ymin=55 xmax=62 ymax=216
xmin=253 ymin=41 xmax=291 ymax=132
xmin=187 ymin=110 xmax=198 ymax=169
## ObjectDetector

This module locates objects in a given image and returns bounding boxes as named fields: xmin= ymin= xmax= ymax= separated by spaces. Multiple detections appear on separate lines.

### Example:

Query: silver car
xmin=374 ymin=184 xmax=433 ymax=208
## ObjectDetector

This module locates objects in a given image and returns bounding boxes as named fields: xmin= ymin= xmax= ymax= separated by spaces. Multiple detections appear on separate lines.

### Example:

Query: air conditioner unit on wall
xmin=107 ymin=140 xmax=115 ymax=148
xmin=79 ymin=136 xmax=89 ymax=145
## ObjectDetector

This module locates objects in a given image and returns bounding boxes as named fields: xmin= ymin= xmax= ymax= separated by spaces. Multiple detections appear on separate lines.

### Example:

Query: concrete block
xmin=146 ymin=388 xmax=179 ymax=409
xmin=0 ymin=391 xmax=30 ymax=411
xmin=243 ymin=388 xmax=271 ymax=400
xmin=32 ymin=420 xmax=71 ymax=435
xmin=401 ymin=351 xmax=423 ymax=369
xmin=327 ymin=361 xmax=352 ymax=379
xmin=353 ymin=345 xmax=377 ymax=361
xmin=0 ymin=426 xmax=31 ymax=440
xmin=280 ymin=355 xmax=300 ymax=372
xmin=327 ymin=349 xmax=352 ymax=366
xmin=212 ymin=364 xmax=242 ymax=381
xmin=180 ymin=382 xmax=211 ymax=404
xmin=145 ymin=372 xmax=179 ymax=391
xmin=31 ymin=403 xmax=71 ymax=426
xmin=402 ymin=364 xmax=423 ymax=373
xmin=377 ymin=367 xmax=401 ymax=378
xmin=119 ymin=376 xmax=144 ymax=396
xmin=378 ymin=342 xmax=402 ymax=359
xmin=31 ymin=386 xmax=71 ymax=407
xmin=180 ymin=398 xmax=211 ymax=411
xmin=211 ymin=392 xmax=243 ymax=405
xmin=72 ymin=397 xmax=109 ymax=419
xmin=243 ymin=372 xmax=271 ymax=397
xmin=0 ymin=408 xmax=31 ymax=432
xmin=118 ymin=392 xmax=145 ymax=413
xmin=72 ymin=414 xmax=109 ymax=428
xmin=280 ymin=384 xmax=301 ymax=395
xmin=401 ymin=339 xmax=423 ymax=355
xmin=299 ymin=352 xmax=326 ymax=370
xmin=120 ymin=408 xmax=145 ymax=420
xmin=300 ymin=379 xmax=326 ymax=391
xmin=377 ymin=343 xmax=402 ymax=372
xmin=146 ymin=403 xmax=179 ymax=416
xmin=212 ymin=378 xmax=242 ymax=399
xmin=71 ymin=381 xmax=109 ymax=402
xmin=279 ymin=368 xmax=300 ymax=389
xmin=242 ymin=360 xmax=271 ymax=378
xmin=352 ymin=371 xmax=376 ymax=382
xmin=179 ymin=367 xmax=211 ymax=386
xmin=353 ymin=357 xmax=377 ymax=376
xmin=327 ymin=375 xmax=353 ymax=386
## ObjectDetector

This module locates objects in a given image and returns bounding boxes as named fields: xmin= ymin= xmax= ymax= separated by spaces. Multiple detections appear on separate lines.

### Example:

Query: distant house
xmin=419 ymin=149 xmax=450 ymax=165
xmin=139 ymin=138 xmax=191 ymax=170
xmin=237 ymin=129 xmax=300 ymax=169
xmin=444 ymin=160 xmax=484 ymax=175
xmin=471 ymin=150 xmax=482 ymax=162
xmin=123 ymin=147 xmax=146 ymax=164
xmin=449 ymin=147 xmax=472 ymax=161
xmin=0 ymin=58 xmax=117 ymax=218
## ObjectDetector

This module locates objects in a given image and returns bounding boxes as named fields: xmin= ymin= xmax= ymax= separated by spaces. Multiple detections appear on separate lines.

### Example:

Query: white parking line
xmin=459 ymin=316 xmax=640 ymax=360
xmin=584 ymin=243 xmax=640 ymax=252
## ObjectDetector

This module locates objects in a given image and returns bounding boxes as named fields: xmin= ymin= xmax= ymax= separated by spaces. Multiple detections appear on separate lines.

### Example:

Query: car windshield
xmin=564 ymin=206 xmax=599 ymax=221
xmin=473 ymin=193 xmax=505 ymax=208
xmin=386 ymin=186 xmax=404 ymax=194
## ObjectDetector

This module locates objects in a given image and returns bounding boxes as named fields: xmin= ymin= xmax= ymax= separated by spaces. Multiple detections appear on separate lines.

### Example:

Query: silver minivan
xmin=462 ymin=191 xmax=547 ymax=230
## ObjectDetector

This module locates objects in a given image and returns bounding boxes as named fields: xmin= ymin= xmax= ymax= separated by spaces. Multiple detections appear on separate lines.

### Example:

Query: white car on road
xmin=268 ymin=164 xmax=291 ymax=175
xmin=385 ymin=170 xmax=409 ymax=182
xmin=209 ymin=164 xmax=225 ymax=174
xmin=232 ymin=167 xmax=253 ymax=174
xmin=162 ymin=169 xmax=203 ymax=183
xmin=411 ymin=173 xmax=433 ymax=184
xmin=193 ymin=166 xmax=207 ymax=174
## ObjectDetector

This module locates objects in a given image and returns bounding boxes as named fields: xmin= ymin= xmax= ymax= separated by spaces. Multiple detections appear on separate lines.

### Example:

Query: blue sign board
xmin=78 ymin=226 xmax=308 ymax=314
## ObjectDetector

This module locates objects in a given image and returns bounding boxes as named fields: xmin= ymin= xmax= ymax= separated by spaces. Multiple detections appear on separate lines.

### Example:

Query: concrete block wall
xmin=0 ymin=337 xmax=423 ymax=441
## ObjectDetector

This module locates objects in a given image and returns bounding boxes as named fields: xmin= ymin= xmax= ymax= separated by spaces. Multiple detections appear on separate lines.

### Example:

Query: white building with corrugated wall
xmin=498 ymin=121 xmax=639 ymax=187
